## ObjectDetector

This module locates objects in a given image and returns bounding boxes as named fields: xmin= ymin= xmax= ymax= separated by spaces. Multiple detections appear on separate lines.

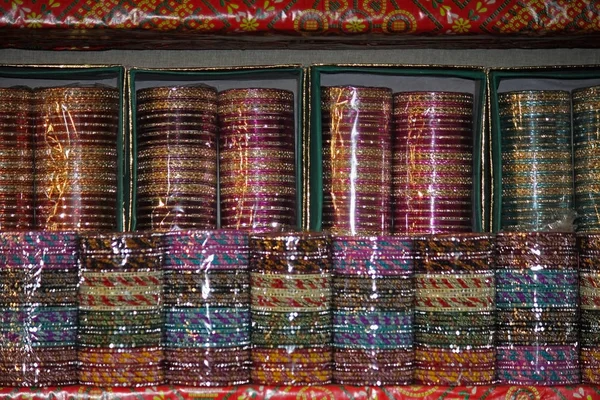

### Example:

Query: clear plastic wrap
xmin=136 ymin=85 xmax=218 ymax=231
xmin=78 ymin=232 xmax=165 ymax=387
xmin=0 ymin=87 xmax=34 ymax=230
xmin=331 ymin=235 xmax=414 ymax=385
xmin=499 ymin=90 xmax=573 ymax=232
xmin=577 ymin=234 xmax=600 ymax=383
xmin=34 ymin=85 xmax=120 ymax=231
xmin=573 ymin=85 xmax=600 ymax=232
xmin=495 ymin=232 xmax=579 ymax=385
xmin=3 ymin=1 xmax=600 ymax=50
xmin=249 ymin=232 xmax=332 ymax=385
xmin=163 ymin=230 xmax=250 ymax=386
xmin=392 ymin=91 xmax=474 ymax=234
xmin=0 ymin=232 xmax=78 ymax=386
xmin=414 ymin=234 xmax=495 ymax=385
xmin=218 ymin=88 xmax=296 ymax=232
xmin=321 ymin=86 xmax=392 ymax=236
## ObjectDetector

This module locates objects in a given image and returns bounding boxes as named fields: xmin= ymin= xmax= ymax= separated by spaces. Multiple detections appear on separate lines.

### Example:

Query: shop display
xmin=1 ymin=62 xmax=600 ymax=396
xmin=0 ymin=232 xmax=79 ymax=387
xmin=498 ymin=90 xmax=573 ymax=232
xmin=78 ymin=233 xmax=165 ymax=387
xmin=163 ymin=230 xmax=250 ymax=386
xmin=578 ymin=234 xmax=600 ymax=384
xmin=321 ymin=86 xmax=392 ymax=236
xmin=414 ymin=234 xmax=496 ymax=385
xmin=34 ymin=86 xmax=120 ymax=231
xmin=495 ymin=232 xmax=579 ymax=385
xmin=0 ymin=87 xmax=33 ymax=230
xmin=136 ymin=85 xmax=218 ymax=231
xmin=573 ymin=85 xmax=600 ymax=232
xmin=392 ymin=91 xmax=474 ymax=234
xmin=250 ymin=232 xmax=332 ymax=385
xmin=219 ymin=89 xmax=296 ymax=232
xmin=332 ymin=235 xmax=414 ymax=385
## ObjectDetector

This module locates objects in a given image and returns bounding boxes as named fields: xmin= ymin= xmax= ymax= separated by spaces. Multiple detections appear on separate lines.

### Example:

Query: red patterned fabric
xmin=0 ymin=0 xmax=599 ymax=36
xmin=0 ymin=385 xmax=599 ymax=399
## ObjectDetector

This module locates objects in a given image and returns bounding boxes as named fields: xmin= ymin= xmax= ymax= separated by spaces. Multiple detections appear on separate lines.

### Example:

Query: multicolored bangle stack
xmin=136 ymin=85 xmax=218 ymax=231
xmin=250 ymin=232 xmax=332 ymax=385
xmin=321 ymin=86 xmax=392 ymax=236
xmin=0 ymin=87 xmax=34 ymax=229
xmin=0 ymin=232 xmax=78 ymax=386
xmin=499 ymin=90 xmax=573 ymax=231
xmin=414 ymin=234 xmax=495 ymax=385
xmin=495 ymin=232 xmax=579 ymax=385
xmin=573 ymin=85 xmax=600 ymax=232
xmin=163 ymin=230 xmax=250 ymax=386
xmin=78 ymin=233 xmax=165 ymax=387
xmin=33 ymin=86 xmax=119 ymax=231
xmin=332 ymin=235 xmax=414 ymax=385
xmin=218 ymin=88 xmax=296 ymax=232
xmin=578 ymin=234 xmax=600 ymax=383
xmin=392 ymin=92 xmax=474 ymax=234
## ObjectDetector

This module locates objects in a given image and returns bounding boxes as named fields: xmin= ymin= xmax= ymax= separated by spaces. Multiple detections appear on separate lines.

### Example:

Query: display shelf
xmin=1 ymin=384 xmax=599 ymax=399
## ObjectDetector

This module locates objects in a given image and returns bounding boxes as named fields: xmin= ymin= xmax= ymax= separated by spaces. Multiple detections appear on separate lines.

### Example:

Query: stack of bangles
xmin=578 ymin=234 xmax=600 ymax=383
xmin=250 ymin=232 xmax=332 ymax=385
xmin=495 ymin=232 xmax=579 ymax=385
xmin=332 ymin=235 xmax=414 ymax=385
xmin=78 ymin=232 xmax=165 ymax=387
xmin=33 ymin=86 xmax=120 ymax=231
xmin=321 ymin=86 xmax=392 ymax=236
xmin=414 ymin=234 xmax=495 ymax=385
xmin=163 ymin=230 xmax=250 ymax=386
xmin=499 ymin=90 xmax=573 ymax=231
xmin=0 ymin=87 xmax=34 ymax=229
xmin=218 ymin=88 xmax=296 ymax=232
xmin=392 ymin=91 xmax=474 ymax=234
xmin=573 ymin=85 xmax=600 ymax=231
xmin=0 ymin=232 xmax=79 ymax=386
xmin=136 ymin=85 xmax=218 ymax=230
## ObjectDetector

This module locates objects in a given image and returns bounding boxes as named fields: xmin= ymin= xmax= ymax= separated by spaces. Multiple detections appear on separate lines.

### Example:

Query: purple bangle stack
xmin=163 ymin=230 xmax=250 ymax=386
xmin=34 ymin=86 xmax=119 ymax=231
xmin=0 ymin=87 xmax=34 ymax=230
xmin=250 ymin=232 xmax=332 ymax=385
xmin=136 ymin=85 xmax=218 ymax=231
xmin=414 ymin=234 xmax=495 ymax=385
xmin=495 ymin=232 xmax=579 ymax=385
xmin=392 ymin=92 xmax=474 ymax=234
xmin=218 ymin=88 xmax=296 ymax=232
xmin=578 ymin=234 xmax=600 ymax=383
xmin=321 ymin=86 xmax=392 ymax=236
xmin=78 ymin=233 xmax=165 ymax=387
xmin=332 ymin=236 xmax=414 ymax=385
xmin=0 ymin=232 xmax=78 ymax=386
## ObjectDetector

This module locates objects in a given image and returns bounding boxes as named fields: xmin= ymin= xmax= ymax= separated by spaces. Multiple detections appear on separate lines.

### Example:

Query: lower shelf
xmin=1 ymin=384 xmax=599 ymax=399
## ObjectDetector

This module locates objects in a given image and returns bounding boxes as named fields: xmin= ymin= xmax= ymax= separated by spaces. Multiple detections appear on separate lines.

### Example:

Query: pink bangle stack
xmin=218 ymin=89 xmax=296 ymax=232
xmin=321 ymin=86 xmax=393 ymax=236
xmin=392 ymin=91 xmax=473 ymax=234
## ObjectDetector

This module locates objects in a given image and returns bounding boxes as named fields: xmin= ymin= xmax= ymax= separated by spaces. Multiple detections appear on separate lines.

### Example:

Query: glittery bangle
xmin=415 ymin=369 xmax=494 ymax=386
xmin=165 ymin=330 xmax=249 ymax=348
xmin=415 ymin=346 xmax=494 ymax=364
xmin=251 ymin=370 xmax=331 ymax=386
xmin=79 ymin=347 xmax=163 ymax=365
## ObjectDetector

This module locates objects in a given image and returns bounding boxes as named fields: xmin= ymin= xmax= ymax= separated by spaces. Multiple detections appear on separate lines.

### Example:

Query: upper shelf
xmin=1 ymin=0 xmax=600 ymax=50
